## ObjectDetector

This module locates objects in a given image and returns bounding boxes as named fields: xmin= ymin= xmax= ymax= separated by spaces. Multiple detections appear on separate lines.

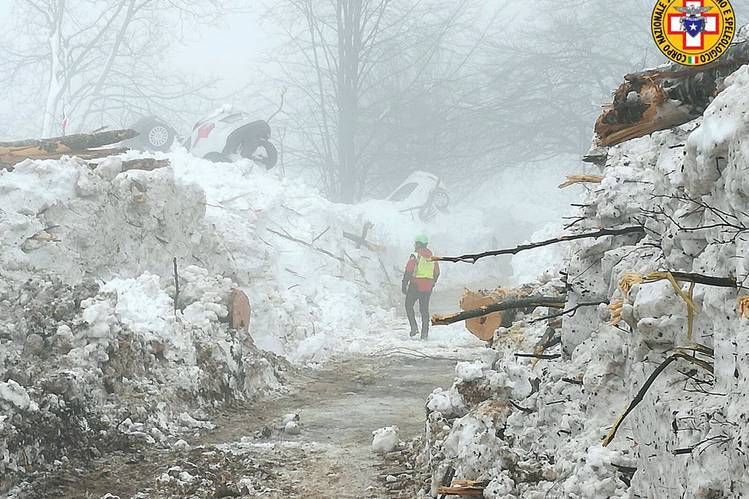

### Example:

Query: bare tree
xmin=0 ymin=0 xmax=230 ymax=137
xmin=264 ymin=0 xmax=490 ymax=202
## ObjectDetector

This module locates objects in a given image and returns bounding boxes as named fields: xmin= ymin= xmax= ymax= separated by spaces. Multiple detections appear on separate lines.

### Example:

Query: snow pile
xmin=414 ymin=64 xmax=749 ymax=497
xmin=0 ymin=270 xmax=284 ymax=482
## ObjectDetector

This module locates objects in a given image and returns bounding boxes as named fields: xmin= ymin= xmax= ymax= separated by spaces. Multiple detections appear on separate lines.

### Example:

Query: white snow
xmin=0 ymin=380 xmax=37 ymax=412
xmin=371 ymin=425 xmax=399 ymax=454
xmin=414 ymin=59 xmax=749 ymax=499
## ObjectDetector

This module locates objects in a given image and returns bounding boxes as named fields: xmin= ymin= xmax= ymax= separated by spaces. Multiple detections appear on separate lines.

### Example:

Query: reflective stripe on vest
xmin=414 ymin=254 xmax=435 ymax=279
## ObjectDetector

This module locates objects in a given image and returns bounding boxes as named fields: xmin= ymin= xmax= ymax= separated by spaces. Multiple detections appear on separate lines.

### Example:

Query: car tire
xmin=256 ymin=139 xmax=278 ymax=170
xmin=130 ymin=116 xmax=175 ymax=152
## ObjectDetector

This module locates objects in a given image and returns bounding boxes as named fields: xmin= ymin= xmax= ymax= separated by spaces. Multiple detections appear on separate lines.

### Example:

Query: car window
xmin=389 ymin=182 xmax=418 ymax=202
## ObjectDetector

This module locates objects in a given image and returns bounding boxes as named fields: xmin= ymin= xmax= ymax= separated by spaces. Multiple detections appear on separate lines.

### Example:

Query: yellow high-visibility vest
xmin=414 ymin=254 xmax=435 ymax=279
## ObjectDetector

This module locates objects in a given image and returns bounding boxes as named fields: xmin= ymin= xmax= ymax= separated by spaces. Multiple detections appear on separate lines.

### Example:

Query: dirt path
xmin=30 ymin=354 xmax=462 ymax=499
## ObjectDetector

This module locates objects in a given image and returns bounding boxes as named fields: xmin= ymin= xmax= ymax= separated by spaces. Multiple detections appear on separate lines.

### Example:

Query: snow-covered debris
xmin=372 ymin=425 xmax=400 ymax=454
xmin=413 ymin=56 xmax=749 ymax=498
xmin=0 ymin=381 xmax=37 ymax=412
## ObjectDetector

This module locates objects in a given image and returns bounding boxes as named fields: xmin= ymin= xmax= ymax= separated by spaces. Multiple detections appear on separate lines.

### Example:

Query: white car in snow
xmin=386 ymin=171 xmax=450 ymax=221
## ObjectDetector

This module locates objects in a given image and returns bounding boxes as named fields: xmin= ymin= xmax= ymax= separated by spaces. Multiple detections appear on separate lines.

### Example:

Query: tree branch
xmin=432 ymin=296 xmax=566 ymax=326
xmin=433 ymin=226 xmax=645 ymax=264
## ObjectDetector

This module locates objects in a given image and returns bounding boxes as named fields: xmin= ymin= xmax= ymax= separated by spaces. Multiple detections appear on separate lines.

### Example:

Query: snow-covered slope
xmin=0 ymin=142 xmax=499 ymax=487
xmin=415 ymin=64 xmax=749 ymax=498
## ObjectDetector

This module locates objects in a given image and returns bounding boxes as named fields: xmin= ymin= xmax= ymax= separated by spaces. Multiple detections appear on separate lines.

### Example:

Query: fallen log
xmin=0 ymin=129 xmax=136 ymax=150
xmin=433 ymin=226 xmax=645 ymax=264
xmin=0 ymin=129 xmax=136 ymax=169
xmin=459 ymin=288 xmax=512 ymax=341
xmin=432 ymin=296 xmax=566 ymax=326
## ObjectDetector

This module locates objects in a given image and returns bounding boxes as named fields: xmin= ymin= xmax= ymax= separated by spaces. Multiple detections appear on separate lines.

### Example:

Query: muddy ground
xmin=21 ymin=354 xmax=461 ymax=499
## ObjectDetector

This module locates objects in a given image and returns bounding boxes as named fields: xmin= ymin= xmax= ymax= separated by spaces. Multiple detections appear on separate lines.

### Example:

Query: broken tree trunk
xmin=0 ymin=129 xmax=136 ymax=169
xmin=595 ymin=40 xmax=749 ymax=147
xmin=432 ymin=295 xmax=566 ymax=326
xmin=433 ymin=226 xmax=645 ymax=264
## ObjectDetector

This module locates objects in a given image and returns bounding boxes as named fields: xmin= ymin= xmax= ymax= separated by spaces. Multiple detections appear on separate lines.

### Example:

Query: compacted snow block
xmin=372 ymin=425 xmax=399 ymax=454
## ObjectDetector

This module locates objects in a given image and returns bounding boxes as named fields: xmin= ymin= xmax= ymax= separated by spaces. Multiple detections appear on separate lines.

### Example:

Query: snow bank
xmin=0 ymin=271 xmax=284 ymax=482
xmin=413 ymin=62 xmax=749 ymax=498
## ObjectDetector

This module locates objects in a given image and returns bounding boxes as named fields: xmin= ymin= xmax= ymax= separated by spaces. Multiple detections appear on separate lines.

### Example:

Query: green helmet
xmin=415 ymin=234 xmax=428 ymax=245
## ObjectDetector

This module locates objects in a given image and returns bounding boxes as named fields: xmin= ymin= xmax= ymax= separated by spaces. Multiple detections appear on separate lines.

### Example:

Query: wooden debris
xmin=437 ymin=479 xmax=488 ymax=497
xmin=459 ymin=288 xmax=510 ymax=341
xmin=609 ymin=299 xmax=624 ymax=325
xmin=433 ymin=226 xmax=645 ymax=264
xmin=619 ymin=273 xmax=644 ymax=296
xmin=738 ymin=296 xmax=749 ymax=319
xmin=558 ymin=175 xmax=604 ymax=189
xmin=230 ymin=289 xmax=252 ymax=333
xmin=0 ymin=129 xmax=136 ymax=169
xmin=595 ymin=41 xmax=749 ymax=147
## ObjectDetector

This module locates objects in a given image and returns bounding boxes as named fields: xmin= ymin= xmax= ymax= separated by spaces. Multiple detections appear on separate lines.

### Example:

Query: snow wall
xmin=415 ymin=64 xmax=749 ymax=497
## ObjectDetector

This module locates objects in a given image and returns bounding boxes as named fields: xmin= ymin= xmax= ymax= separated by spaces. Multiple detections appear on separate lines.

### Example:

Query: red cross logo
xmin=667 ymin=0 xmax=720 ymax=50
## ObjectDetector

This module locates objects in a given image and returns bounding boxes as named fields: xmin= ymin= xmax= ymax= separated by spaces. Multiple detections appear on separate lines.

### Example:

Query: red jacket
xmin=403 ymin=247 xmax=440 ymax=292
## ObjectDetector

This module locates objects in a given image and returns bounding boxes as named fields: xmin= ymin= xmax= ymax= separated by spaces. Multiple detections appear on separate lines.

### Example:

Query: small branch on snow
xmin=529 ymin=300 xmax=608 ymax=324
xmin=603 ymin=351 xmax=714 ymax=447
xmin=514 ymin=353 xmax=561 ymax=360
xmin=561 ymin=377 xmax=584 ymax=385
xmin=510 ymin=400 xmax=534 ymax=414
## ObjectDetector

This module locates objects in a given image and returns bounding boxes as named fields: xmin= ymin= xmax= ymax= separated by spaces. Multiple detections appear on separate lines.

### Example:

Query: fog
xmin=0 ymin=0 xmax=746 ymax=238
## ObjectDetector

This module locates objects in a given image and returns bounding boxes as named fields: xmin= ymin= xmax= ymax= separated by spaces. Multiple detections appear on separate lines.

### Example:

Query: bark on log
xmin=0 ymin=129 xmax=136 ymax=150
xmin=0 ymin=129 xmax=136 ymax=168
xmin=432 ymin=296 xmax=566 ymax=326
xmin=433 ymin=226 xmax=645 ymax=264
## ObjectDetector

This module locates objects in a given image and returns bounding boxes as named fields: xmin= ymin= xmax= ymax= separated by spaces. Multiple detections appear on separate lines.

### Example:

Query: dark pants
xmin=405 ymin=286 xmax=432 ymax=339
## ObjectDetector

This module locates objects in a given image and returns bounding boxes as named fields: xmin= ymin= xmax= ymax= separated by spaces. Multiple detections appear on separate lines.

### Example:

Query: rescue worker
xmin=402 ymin=234 xmax=440 ymax=339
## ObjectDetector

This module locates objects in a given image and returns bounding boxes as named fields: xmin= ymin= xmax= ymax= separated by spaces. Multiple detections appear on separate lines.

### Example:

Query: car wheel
xmin=256 ymin=139 xmax=278 ymax=170
xmin=130 ymin=116 xmax=175 ymax=152
xmin=432 ymin=187 xmax=450 ymax=211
